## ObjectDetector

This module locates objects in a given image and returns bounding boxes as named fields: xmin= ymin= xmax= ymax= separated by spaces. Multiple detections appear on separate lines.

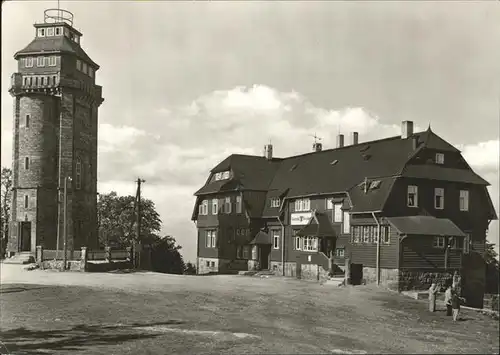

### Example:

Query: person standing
xmin=444 ymin=284 xmax=453 ymax=316
xmin=451 ymin=288 xmax=461 ymax=321
xmin=428 ymin=283 xmax=439 ymax=312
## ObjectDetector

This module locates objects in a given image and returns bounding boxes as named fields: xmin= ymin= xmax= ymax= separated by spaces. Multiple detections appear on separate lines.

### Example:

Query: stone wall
xmin=247 ymin=259 xmax=259 ymax=271
xmin=299 ymin=264 xmax=329 ymax=282
xmin=362 ymin=267 xmax=400 ymax=291
xmin=399 ymin=269 xmax=457 ymax=291
xmin=269 ymin=261 xmax=297 ymax=277
xmin=197 ymin=257 xmax=219 ymax=274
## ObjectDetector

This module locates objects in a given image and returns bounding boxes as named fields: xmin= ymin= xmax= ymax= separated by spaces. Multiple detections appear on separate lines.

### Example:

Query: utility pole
xmin=62 ymin=176 xmax=72 ymax=270
xmin=135 ymin=178 xmax=145 ymax=268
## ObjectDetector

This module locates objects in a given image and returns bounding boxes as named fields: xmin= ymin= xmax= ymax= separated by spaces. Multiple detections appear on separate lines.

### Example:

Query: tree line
xmin=0 ymin=167 xmax=195 ymax=274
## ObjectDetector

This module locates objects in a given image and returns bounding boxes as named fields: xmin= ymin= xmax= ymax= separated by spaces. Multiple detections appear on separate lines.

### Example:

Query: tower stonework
xmin=7 ymin=9 xmax=103 ymax=255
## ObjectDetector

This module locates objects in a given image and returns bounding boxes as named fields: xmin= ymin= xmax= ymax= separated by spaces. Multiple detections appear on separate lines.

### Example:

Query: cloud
xmin=460 ymin=140 xmax=499 ymax=171
xmin=98 ymin=123 xmax=147 ymax=153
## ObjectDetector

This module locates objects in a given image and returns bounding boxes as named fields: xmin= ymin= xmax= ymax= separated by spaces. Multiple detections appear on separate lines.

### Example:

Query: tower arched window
xmin=25 ymin=114 xmax=30 ymax=128
xmin=34 ymin=77 xmax=38 ymax=86
xmin=24 ymin=195 xmax=29 ymax=209
xmin=41 ymin=77 xmax=45 ymax=86
xmin=24 ymin=157 xmax=30 ymax=170
xmin=76 ymin=158 xmax=82 ymax=189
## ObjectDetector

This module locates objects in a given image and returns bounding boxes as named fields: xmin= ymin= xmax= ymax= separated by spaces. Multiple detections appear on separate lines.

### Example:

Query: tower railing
xmin=44 ymin=9 xmax=74 ymax=27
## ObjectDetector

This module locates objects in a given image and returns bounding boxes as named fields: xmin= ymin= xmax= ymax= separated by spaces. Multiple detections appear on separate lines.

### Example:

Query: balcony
xmin=10 ymin=73 xmax=60 ymax=95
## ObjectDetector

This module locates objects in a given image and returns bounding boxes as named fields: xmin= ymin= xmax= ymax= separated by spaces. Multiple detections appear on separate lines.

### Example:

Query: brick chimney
xmin=264 ymin=144 xmax=273 ymax=160
xmin=313 ymin=142 xmax=323 ymax=152
xmin=336 ymin=134 xmax=344 ymax=148
xmin=401 ymin=121 xmax=414 ymax=139
xmin=351 ymin=132 xmax=359 ymax=145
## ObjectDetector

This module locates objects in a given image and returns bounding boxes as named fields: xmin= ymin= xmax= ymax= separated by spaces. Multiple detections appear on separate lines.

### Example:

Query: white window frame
xmin=37 ymin=57 xmax=45 ymax=67
xmin=24 ymin=57 xmax=34 ymax=68
xmin=76 ymin=59 xmax=82 ymax=71
xmin=236 ymin=195 xmax=242 ymax=214
xmin=352 ymin=226 xmax=361 ymax=243
xmin=24 ymin=195 xmax=29 ymax=209
xmin=295 ymin=198 xmax=310 ymax=212
xmin=433 ymin=236 xmax=445 ymax=249
xmin=224 ymin=197 xmax=231 ymax=214
xmin=82 ymin=62 xmax=88 ymax=74
xmin=48 ymin=56 xmax=56 ymax=67
xmin=434 ymin=188 xmax=444 ymax=210
xmin=46 ymin=27 xmax=54 ymax=36
xmin=271 ymin=198 xmax=280 ymax=208
xmin=459 ymin=190 xmax=469 ymax=211
xmin=294 ymin=235 xmax=302 ymax=250
xmin=407 ymin=185 xmax=418 ymax=207
xmin=222 ymin=171 xmax=230 ymax=179
xmin=335 ymin=248 xmax=345 ymax=258
xmin=242 ymin=246 xmax=250 ymax=259
xmin=206 ymin=230 xmax=217 ymax=248
xmin=38 ymin=28 xmax=45 ymax=37
xmin=381 ymin=226 xmax=390 ymax=244
xmin=362 ymin=226 xmax=370 ymax=243
xmin=211 ymin=199 xmax=218 ymax=215
xmin=55 ymin=27 xmax=62 ymax=36
xmin=302 ymin=236 xmax=318 ymax=252
xmin=435 ymin=153 xmax=445 ymax=165
xmin=272 ymin=230 xmax=280 ymax=250
xmin=199 ymin=200 xmax=208 ymax=215
xmin=326 ymin=198 xmax=334 ymax=210
xmin=343 ymin=211 xmax=350 ymax=234
xmin=373 ymin=226 xmax=379 ymax=244
xmin=334 ymin=204 xmax=342 ymax=222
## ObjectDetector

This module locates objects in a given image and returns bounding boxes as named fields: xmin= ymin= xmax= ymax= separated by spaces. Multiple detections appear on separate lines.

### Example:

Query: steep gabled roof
xmin=348 ymin=177 xmax=398 ymax=213
xmin=194 ymin=154 xmax=281 ymax=196
xmin=194 ymin=128 xmax=495 ymax=217
xmin=14 ymin=37 xmax=99 ymax=69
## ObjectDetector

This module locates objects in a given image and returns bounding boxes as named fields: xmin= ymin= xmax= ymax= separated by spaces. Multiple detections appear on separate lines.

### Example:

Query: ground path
xmin=1 ymin=264 xmax=498 ymax=354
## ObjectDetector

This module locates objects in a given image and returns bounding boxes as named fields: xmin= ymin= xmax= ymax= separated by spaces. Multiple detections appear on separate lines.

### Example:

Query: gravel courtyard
xmin=0 ymin=264 xmax=498 ymax=354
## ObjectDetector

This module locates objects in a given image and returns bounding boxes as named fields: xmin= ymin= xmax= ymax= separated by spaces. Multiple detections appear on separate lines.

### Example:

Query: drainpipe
xmin=371 ymin=212 xmax=381 ymax=285
xmin=276 ymin=216 xmax=285 ymax=276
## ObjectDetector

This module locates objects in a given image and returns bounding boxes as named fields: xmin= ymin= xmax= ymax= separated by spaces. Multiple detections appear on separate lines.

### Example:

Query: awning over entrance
xmin=386 ymin=216 xmax=466 ymax=237
xmin=249 ymin=230 xmax=272 ymax=245
xmin=296 ymin=211 xmax=337 ymax=237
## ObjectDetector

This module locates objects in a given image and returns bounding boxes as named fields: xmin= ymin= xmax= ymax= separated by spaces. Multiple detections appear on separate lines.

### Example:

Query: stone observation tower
xmin=7 ymin=8 xmax=104 ymax=256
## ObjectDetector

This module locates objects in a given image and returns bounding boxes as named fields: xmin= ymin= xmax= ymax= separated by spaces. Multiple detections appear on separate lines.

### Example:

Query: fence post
xmin=80 ymin=247 xmax=88 ymax=272
xmin=105 ymin=246 xmax=111 ymax=263
xmin=345 ymin=257 xmax=351 ymax=285
xmin=36 ymin=245 xmax=43 ymax=265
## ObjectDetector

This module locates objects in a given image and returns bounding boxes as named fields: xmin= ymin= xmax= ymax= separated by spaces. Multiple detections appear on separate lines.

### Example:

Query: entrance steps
xmin=2 ymin=252 xmax=35 ymax=265
xmin=323 ymin=276 xmax=346 ymax=287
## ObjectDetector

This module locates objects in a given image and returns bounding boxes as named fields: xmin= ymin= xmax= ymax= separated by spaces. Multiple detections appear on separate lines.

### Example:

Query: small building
xmin=192 ymin=121 xmax=497 ymax=308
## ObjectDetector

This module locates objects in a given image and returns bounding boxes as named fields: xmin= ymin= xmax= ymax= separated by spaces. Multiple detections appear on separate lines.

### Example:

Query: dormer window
xmin=64 ymin=28 xmax=70 ymax=37
xmin=38 ymin=28 xmax=45 ymax=37
xmin=435 ymin=153 xmax=444 ymax=164
xmin=82 ymin=62 xmax=88 ymax=74
xmin=214 ymin=171 xmax=230 ymax=181
xmin=270 ymin=198 xmax=280 ymax=208
xmin=46 ymin=27 xmax=54 ymax=36
xmin=295 ymin=198 xmax=310 ymax=212
xmin=212 ymin=199 xmax=218 ymax=215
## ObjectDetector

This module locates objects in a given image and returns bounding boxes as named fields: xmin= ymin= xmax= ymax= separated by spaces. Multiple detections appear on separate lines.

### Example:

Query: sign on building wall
xmin=290 ymin=212 xmax=313 ymax=226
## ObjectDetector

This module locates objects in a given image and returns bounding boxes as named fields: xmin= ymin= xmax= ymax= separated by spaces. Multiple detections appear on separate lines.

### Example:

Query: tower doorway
xmin=20 ymin=222 xmax=32 ymax=252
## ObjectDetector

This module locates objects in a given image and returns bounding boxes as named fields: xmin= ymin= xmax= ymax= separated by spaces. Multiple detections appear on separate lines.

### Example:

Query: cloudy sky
xmin=2 ymin=1 xmax=499 ymax=261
